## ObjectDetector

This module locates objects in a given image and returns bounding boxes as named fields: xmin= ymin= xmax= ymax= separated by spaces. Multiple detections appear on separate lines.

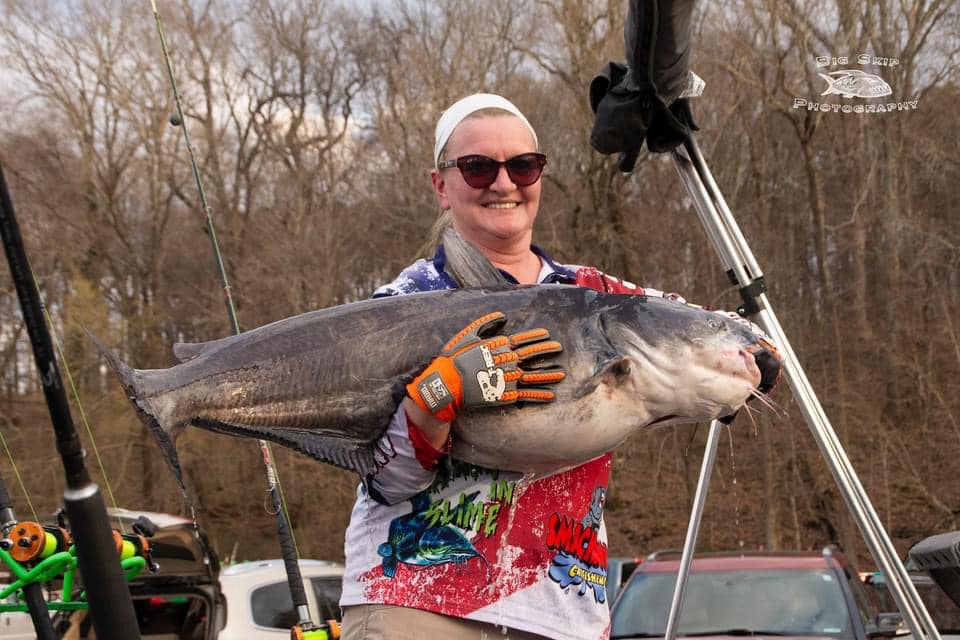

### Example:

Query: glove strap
xmin=407 ymin=356 xmax=462 ymax=422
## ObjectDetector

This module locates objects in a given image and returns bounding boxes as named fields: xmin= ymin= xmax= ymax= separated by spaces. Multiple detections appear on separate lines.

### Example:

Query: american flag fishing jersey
xmin=340 ymin=242 xmax=677 ymax=640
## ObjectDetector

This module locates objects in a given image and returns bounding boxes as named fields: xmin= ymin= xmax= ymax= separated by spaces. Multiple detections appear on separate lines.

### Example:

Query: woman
xmin=339 ymin=93 xmax=758 ymax=639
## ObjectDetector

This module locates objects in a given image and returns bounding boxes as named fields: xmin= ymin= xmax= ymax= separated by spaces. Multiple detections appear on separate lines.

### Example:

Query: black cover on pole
xmin=909 ymin=531 xmax=960 ymax=609
xmin=590 ymin=0 xmax=699 ymax=168
xmin=0 ymin=165 xmax=142 ymax=640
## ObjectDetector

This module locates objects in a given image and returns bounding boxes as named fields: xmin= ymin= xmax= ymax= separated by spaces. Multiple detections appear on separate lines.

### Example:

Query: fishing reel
xmin=0 ymin=511 xmax=161 ymax=614
xmin=1 ymin=520 xmax=72 ymax=564
xmin=291 ymin=619 xmax=340 ymax=640
xmin=113 ymin=514 xmax=161 ymax=574
xmin=0 ymin=518 xmax=79 ymax=607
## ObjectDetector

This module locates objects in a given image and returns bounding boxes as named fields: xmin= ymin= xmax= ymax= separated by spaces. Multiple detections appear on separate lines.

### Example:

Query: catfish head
xmin=451 ymin=292 xmax=781 ymax=472
xmin=593 ymin=293 xmax=780 ymax=429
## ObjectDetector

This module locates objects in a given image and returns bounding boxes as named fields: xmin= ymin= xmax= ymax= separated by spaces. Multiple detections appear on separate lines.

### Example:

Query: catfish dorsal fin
xmin=573 ymin=355 xmax=632 ymax=400
xmin=172 ymin=340 xmax=218 ymax=363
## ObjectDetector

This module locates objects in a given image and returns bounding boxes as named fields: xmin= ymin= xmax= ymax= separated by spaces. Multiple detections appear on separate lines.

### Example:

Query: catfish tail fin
xmin=87 ymin=330 xmax=190 ymax=500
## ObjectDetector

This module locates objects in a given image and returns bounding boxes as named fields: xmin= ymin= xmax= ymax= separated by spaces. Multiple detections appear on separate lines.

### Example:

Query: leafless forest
xmin=0 ymin=0 xmax=958 ymax=570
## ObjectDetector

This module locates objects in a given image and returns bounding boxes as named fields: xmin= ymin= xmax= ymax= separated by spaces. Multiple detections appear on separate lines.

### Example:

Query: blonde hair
xmin=417 ymin=210 xmax=454 ymax=259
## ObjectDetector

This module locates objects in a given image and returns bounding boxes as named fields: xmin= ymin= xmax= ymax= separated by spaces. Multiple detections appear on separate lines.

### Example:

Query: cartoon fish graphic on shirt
xmin=818 ymin=69 xmax=892 ymax=99
xmin=377 ymin=492 xmax=487 ymax=578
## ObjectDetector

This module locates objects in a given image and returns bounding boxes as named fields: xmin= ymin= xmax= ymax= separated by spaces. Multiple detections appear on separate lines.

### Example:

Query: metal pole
xmin=670 ymin=137 xmax=941 ymax=640
xmin=663 ymin=419 xmax=725 ymax=640
xmin=0 ymin=165 xmax=142 ymax=639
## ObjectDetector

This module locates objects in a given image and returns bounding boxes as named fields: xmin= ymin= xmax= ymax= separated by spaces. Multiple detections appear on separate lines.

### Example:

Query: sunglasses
xmin=437 ymin=153 xmax=547 ymax=189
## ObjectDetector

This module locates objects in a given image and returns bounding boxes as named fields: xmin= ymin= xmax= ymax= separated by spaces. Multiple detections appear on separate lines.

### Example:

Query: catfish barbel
xmin=100 ymin=285 xmax=780 ymax=479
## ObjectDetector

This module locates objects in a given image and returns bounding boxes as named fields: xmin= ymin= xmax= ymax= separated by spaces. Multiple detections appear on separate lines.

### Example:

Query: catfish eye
xmin=707 ymin=318 xmax=723 ymax=330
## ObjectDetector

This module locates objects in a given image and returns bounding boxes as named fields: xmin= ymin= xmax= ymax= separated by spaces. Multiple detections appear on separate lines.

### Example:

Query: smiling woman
xmin=334 ymin=92 xmax=779 ymax=640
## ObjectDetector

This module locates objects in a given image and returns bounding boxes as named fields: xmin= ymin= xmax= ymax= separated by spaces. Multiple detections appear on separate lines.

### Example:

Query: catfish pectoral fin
xmin=573 ymin=355 xmax=632 ymax=399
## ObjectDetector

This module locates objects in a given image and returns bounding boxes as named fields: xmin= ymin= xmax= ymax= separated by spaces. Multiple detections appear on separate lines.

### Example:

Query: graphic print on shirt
xmin=546 ymin=485 xmax=609 ymax=604
xmin=359 ymin=454 xmax=612 ymax=619
xmin=377 ymin=491 xmax=488 ymax=577
xmin=376 ymin=467 xmax=518 ymax=579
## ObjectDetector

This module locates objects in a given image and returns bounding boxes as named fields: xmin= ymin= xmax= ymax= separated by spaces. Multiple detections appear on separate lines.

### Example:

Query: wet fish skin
xmin=101 ymin=284 xmax=779 ymax=478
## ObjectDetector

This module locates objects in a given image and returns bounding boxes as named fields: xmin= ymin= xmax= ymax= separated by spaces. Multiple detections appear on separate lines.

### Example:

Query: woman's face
xmin=431 ymin=115 xmax=541 ymax=250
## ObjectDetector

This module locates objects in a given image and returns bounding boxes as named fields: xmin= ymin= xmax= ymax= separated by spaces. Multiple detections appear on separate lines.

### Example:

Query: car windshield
xmin=610 ymin=568 xmax=854 ymax=639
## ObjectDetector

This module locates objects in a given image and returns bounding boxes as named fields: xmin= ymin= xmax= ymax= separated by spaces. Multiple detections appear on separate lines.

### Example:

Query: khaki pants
xmin=341 ymin=604 xmax=552 ymax=640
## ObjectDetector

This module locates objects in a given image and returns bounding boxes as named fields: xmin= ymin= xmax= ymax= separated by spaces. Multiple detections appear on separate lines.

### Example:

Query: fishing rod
xmin=0 ymin=164 xmax=142 ymax=639
xmin=148 ymin=4 xmax=330 ymax=638
xmin=667 ymin=135 xmax=942 ymax=640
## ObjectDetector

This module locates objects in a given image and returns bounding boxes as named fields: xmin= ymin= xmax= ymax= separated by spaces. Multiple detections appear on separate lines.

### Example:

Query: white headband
xmin=433 ymin=93 xmax=538 ymax=169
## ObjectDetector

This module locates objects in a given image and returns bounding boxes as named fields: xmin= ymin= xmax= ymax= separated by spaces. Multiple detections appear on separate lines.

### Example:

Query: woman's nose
xmin=488 ymin=164 xmax=517 ymax=192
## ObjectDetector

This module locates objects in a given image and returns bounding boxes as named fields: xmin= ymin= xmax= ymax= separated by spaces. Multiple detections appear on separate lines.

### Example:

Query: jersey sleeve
xmin=364 ymin=406 xmax=448 ymax=505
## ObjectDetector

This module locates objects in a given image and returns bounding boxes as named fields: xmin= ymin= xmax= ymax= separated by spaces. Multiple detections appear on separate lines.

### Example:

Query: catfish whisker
xmin=742 ymin=402 xmax=760 ymax=435
xmin=749 ymin=388 xmax=787 ymax=417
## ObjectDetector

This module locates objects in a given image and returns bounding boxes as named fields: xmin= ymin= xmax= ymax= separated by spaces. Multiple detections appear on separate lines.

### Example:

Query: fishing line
xmin=30 ymin=266 xmax=125 ymax=533
xmin=150 ymin=0 xmax=306 ymax=577
xmin=0 ymin=168 xmax=125 ymax=534
xmin=0 ymin=263 xmax=124 ymax=532
xmin=0 ymin=416 xmax=39 ymax=523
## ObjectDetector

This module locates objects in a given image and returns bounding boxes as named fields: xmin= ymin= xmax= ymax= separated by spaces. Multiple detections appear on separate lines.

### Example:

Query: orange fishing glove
xmin=407 ymin=311 xmax=565 ymax=423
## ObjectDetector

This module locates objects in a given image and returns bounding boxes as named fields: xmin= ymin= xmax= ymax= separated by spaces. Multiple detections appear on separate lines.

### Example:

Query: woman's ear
xmin=431 ymin=169 xmax=450 ymax=210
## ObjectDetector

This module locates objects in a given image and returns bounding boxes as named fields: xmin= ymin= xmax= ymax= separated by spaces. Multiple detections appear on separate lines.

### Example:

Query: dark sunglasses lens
xmin=459 ymin=156 xmax=500 ymax=188
xmin=505 ymin=154 xmax=545 ymax=186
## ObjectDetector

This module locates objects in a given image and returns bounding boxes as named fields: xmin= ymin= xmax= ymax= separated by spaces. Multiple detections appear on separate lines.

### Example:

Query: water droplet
xmin=726 ymin=424 xmax=745 ymax=548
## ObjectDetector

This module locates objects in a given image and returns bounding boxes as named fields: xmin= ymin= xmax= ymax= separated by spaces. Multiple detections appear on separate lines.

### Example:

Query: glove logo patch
xmin=477 ymin=368 xmax=506 ymax=402
xmin=417 ymin=372 xmax=453 ymax=411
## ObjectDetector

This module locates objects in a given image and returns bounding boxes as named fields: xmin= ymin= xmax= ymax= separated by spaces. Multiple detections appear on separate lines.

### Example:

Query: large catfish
xmin=101 ymin=232 xmax=780 ymax=480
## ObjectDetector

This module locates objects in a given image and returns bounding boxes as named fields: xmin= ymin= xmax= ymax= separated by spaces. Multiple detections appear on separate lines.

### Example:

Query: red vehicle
xmin=610 ymin=547 xmax=900 ymax=639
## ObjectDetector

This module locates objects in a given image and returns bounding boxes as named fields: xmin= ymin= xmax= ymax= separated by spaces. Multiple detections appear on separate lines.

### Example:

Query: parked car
xmin=862 ymin=571 xmax=960 ymax=639
xmin=607 ymin=556 xmax=643 ymax=609
xmin=610 ymin=547 xmax=900 ymax=639
xmin=218 ymin=558 xmax=343 ymax=639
